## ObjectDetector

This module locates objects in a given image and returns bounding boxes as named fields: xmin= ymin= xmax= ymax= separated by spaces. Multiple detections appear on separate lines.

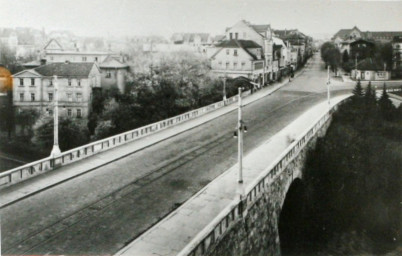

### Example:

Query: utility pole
xmin=237 ymin=87 xmax=243 ymax=184
xmin=50 ymin=75 xmax=61 ymax=157
xmin=223 ymin=72 xmax=227 ymax=102
xmin=327 ymin=65 xmax=331 ymax=106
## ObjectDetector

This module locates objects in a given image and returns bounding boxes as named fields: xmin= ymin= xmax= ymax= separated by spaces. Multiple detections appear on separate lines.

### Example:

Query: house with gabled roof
xmin=12 ymin=62 xmax=101 ymax=118
xmin=210 ymin=39 xmax=264 ymax=81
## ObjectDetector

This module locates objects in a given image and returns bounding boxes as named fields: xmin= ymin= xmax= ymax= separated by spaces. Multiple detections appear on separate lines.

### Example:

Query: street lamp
xmin=327 ymin=65 xmax=331 ymax=106
xmin=233 ymin=87 xmax=247 ymax=184
xmin=50 ymin=75 xmax=61 ymax=157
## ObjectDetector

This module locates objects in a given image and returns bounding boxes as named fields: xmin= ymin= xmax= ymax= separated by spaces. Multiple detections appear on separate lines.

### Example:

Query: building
xmin=210 ymin=39 xmax=264 ymax=80
xmin=332 ymin=26 xmax=402 ymax=50
xmin=392 ymin=36 xmax=402 ymax=79
xmin=351 ymin=58 xmax=390 ymax=81
xmin=349 ymin=39 xmax=375 ymax=60
xmin=12 ymin=62 xmax=101 ymax=118
xmin=171 ymin=33 xmax=213 ymax=53
xmin=24 ymin=39 xmax=128 ymax=93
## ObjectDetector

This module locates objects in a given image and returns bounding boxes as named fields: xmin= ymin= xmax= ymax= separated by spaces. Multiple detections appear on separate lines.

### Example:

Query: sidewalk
xmin=115 ymin=94 xmax=351 ymax=256
xmin=0 ymin=61 xmax=310 ymax=209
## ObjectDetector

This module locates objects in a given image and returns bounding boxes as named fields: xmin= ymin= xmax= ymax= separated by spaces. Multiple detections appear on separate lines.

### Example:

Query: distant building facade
xmin=25 ymin=39 xmax=128 ymax=93
xmin=12 ymin=62 xmax=101 ymax=118
xmin=392 ymin=36 xmax=402 ymax=79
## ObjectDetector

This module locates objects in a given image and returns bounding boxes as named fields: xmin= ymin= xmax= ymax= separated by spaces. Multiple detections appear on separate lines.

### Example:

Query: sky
xmin=1 ymin=0 xmax=402 ymax=39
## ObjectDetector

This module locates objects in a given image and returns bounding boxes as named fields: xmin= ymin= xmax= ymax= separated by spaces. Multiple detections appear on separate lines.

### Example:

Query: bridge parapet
xmin=0 ymin=91 xmax=251 ymax=188
xmin=177 ymin=97 xmax=350 ymax=256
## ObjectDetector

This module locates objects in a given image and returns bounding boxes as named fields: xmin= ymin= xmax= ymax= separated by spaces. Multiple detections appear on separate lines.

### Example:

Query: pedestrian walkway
xmin=0 ymin=60 xmax=311 ymax=209
xmin=115 ymin=94 xmax=351 ymax=256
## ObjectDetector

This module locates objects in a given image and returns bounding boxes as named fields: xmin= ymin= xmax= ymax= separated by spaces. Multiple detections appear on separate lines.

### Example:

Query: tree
xmin=378 ymin=83 xmax=395 ymax=120
xmin=352 ymin=80 xmax=364 ymax=99
xmin=32 ymin=116 xmax=89 ymax=152
xmin=364 ymin=81 xmax=376 ymax=105
xmin=342 ymin=50 xmax=349 ymax=63
xmin=15 ymin=109 xmax=40 ymax=137
xmin=320 ymin=42 xmax=341 ymax=75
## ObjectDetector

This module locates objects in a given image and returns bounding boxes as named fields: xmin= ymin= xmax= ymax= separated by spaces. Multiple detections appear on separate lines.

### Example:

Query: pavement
xmin=0 ymin=63 xmax=306 ymax=209
xmin=116 ymin=94 xmax=351 ymax=256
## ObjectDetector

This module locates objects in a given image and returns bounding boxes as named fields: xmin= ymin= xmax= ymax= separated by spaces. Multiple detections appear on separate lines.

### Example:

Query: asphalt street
xmin=1 ymin=54 xmax=353 ymax=255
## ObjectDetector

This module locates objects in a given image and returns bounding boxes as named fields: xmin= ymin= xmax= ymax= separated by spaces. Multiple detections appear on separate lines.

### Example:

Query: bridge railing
xmin=177 ymin=96 xmax=351 ymax=256
xmin=0 ymin=90 xmax=253 ymax=188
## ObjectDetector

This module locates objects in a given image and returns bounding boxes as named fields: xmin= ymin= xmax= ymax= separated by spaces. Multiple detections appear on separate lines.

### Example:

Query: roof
xmin=250 ymin=24 xmax=271 ymax=34
xmin=213 ymin=40 xmax=262 ymax=60
xmin=23 ymin=60 xmax=41 ymax=67
xmin=368 ymin=31 xmax=402 ymax=39
xmin=215 ymin=39 xmax=261 ymax=49
xmin=32 ymin=63 xmax=97 ymax=77
xmin=332 ymin=26 xmax=361 ymax=40
xmin=350 ymin=38 xmax=375 ymax=46
xmin=99 ymin=55 xmax=128 ymax=68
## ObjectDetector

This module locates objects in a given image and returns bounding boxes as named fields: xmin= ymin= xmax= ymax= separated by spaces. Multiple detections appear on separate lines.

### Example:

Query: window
xmin=19 ymin=78 xmax=24 ymax=86
xmin=49 ymin=79 xmax=53 ymax=86
xmin=31 ymin=78 xmax=35 ymax=86
xmin=67 ymin=93 xmax=72 ymax=102
xmin=106 ymin=71 xmax=111 ymax=78
xmin=226 ymin=49 xmax=230 ymax=55
xmin=48 ymin=93 xmax=53 ymax=101
xmin=226 ymin=61 xmax=229 ymax=69
xmin=19 ymin=93 xmax=24 ymax=101
xmin=77 ymin=79 xmax=81 ymax=86
xmin=68 ymin=79 xmax=72 ymax=86
xmin=95 ymin=57 xmax=98 ymax=62
xmin=77 ymin=109 xmax=82 ymax=118
xmin=31 ymin=93 xmax=35 ymax=101
xmin=241 ymin=62 xmax=246 ymax=69
xmin=82 ymin=56 xmax=87 ymax=61
xmin=233 ymin=62 xmax=238 ymax=69
xmin=67 ymin=109 xmax=72 ymax=117
xmin=234 ymin=50 xmax=238 ymax=56
xmin=76 ymin=93 xmax=82 ymax=102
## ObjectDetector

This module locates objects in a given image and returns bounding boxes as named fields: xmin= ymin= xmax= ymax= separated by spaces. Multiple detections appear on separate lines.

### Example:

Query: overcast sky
xmin=1 ymin=0 xmax=402 ymax=39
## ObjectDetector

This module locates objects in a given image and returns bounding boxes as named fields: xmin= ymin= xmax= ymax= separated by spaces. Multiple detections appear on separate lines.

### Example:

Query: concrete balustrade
xmin=0 ymin=92 xmax=245 ymax=188
xmin=177 ymin=97 xmax=350 ymax=256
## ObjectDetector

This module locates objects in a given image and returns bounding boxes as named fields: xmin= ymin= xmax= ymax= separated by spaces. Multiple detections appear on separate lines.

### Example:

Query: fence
xmin=0 ymin=90 xmax=253 ymax=188
xmin=177 ymin=96 xmax=351 ymax=256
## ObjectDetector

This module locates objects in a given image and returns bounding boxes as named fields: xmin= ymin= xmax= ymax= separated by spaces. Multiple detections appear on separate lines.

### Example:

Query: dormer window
xmin=82 ymin=56 xmax=87 ymax=61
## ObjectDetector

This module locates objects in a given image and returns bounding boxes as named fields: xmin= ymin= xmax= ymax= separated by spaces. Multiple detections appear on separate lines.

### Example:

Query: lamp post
xmin=234 ymin=87 xmax=247 ymax=184
xmin=327 ymin=65 xmax=331 ymax=106
xmin=223 ymin=75 xmax=227 ymax=102
xmin=50 ymin=75 xmax=61 ymax=157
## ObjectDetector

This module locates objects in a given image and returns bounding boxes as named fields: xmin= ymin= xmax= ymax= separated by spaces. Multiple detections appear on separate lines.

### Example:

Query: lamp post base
xmin=50 ymin=145 xmax=61 ymax=157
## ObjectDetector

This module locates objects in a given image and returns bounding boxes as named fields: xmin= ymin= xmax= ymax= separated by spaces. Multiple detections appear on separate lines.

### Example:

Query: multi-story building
xmin=392 ymin=36 xmax=402 ymax=79
xmin=210 ymin=40 xmax=264 ymax=81
xmin=25 ymin=39 xmax=128 ymax=93
xmin=12 ymin=62 xmax=101 ymax=118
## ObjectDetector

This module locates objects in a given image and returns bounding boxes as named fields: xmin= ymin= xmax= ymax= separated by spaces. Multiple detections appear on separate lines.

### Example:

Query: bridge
xmin=1 ymin=54 xmax=401 ymax=255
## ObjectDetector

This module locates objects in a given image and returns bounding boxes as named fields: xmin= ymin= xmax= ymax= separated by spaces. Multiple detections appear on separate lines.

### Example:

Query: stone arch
xmin=278 ymin=178 xmax=306 ymax=255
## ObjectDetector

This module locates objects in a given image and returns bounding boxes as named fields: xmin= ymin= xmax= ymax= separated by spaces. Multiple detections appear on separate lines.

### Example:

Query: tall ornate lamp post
xmin=50 ymin=75 xmax=61 ymax=157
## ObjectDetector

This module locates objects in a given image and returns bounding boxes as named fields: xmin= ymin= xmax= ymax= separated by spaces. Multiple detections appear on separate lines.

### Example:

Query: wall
xmin=177 ymin=100 xmax=348 ymax=256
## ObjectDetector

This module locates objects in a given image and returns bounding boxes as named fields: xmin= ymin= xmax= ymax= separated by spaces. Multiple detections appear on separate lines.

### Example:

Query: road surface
xmin=1 ymin=54 xmax=351 ymax=255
